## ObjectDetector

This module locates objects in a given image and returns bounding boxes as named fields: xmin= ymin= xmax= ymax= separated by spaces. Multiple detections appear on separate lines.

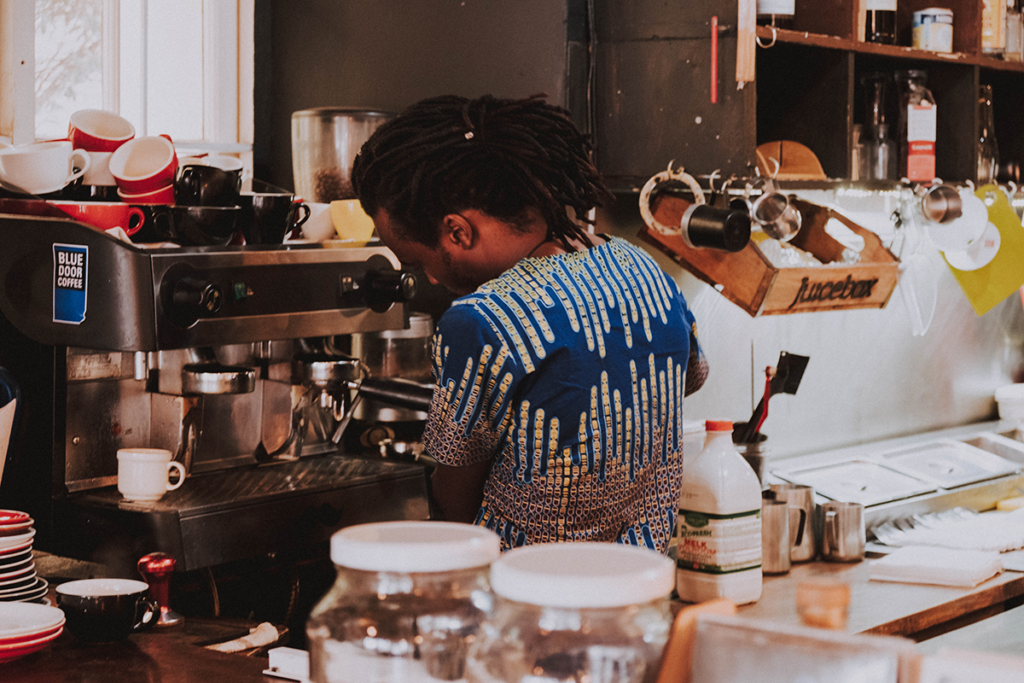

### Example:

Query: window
xmin=2 ymin=0 xmax=252 ymax=159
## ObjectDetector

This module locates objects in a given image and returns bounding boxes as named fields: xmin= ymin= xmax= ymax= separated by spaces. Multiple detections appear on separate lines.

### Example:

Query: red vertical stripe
xmin=711 ymin=16 xmax=719 ymax=104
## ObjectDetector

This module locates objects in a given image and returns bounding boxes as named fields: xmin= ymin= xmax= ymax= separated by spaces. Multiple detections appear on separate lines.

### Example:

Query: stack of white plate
xmin=0 ymin=510 xmax=47 ymax=604
xmin=0 ymin=602 xmax=64 ymax=663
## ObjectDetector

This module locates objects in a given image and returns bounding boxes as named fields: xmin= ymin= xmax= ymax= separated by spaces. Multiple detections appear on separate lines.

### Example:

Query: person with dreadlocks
xmin=352 ymin=94 xmax=707 ymax=553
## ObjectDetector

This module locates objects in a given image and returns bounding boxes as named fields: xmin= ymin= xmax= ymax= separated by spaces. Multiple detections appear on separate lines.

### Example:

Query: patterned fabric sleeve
xmin=684 ymin=310 xmax=708 ymax=397
xmin=421 ymin=301 xmax=523 ymax=467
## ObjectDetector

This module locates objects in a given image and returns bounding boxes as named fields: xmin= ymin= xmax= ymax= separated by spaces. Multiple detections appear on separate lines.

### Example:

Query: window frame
xmin=0 ymin=0 xmax=253 ymax=157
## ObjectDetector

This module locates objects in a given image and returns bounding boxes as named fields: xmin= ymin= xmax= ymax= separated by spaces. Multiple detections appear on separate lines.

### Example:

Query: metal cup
xmin=751 ymin=189 xmax=802 ymax=242
xmin=820 ymin=501 xmax=865 ymax=562
xmin=761 ymin=497 xmax=791 ymax=575
xmin=768 ymin=483 xmax=815 ymax=562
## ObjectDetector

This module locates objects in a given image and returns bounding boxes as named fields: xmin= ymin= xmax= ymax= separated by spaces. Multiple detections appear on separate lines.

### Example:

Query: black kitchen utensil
xmin=736 ymin=351 xmax=809 ymax=444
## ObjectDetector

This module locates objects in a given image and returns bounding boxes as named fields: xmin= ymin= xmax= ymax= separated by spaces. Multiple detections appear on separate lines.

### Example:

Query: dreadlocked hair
xmin=351 ymin=94 xmax=612 ymax=250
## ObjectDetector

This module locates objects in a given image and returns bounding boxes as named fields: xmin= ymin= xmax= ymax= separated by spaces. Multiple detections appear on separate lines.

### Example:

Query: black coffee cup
xmin=56 ymin=578 xmax=159 ymax=642
xmin=147 ymin=205 xmax=240 ymax=246
xmin=239 ymin=190 xmax=310 ymax=244
xmin=175 ymin=164 xmax=242 ymax=207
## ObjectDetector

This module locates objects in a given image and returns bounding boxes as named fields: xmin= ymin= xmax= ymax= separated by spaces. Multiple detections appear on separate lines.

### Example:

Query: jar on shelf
xmin=756 ymin=0 xmax=795 ymax=30
xmin=466 ymin=543 xmax=675 ymax=683
xmin=865 ymin=0 xmax=897 ymax=44
xmin=306 ymin=521 xmax=501 ymax=683
xmin=1007 ymin=0 xmax=1024 ymax=62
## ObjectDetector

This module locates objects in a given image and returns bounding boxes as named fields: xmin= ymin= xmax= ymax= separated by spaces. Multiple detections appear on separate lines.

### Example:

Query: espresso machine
xmin=0 ymin=212 xmax=431 ymax=574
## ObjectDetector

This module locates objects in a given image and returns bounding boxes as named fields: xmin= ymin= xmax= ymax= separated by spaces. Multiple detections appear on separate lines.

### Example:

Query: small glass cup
xmin=797 ymin=580 xmax=850 ymax=630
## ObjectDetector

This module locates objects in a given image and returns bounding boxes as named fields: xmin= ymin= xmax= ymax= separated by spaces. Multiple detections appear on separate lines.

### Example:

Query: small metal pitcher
xmin=768 ymin=483 xmax=815 ymax=562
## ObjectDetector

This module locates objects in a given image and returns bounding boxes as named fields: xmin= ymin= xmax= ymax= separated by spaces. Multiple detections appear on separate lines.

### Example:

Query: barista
xmin=351 ymin=94 xmax=707 ymax=552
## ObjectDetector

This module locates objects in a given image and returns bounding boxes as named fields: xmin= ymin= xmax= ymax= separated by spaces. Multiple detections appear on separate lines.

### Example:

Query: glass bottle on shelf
xmin=861 ymin=73 xmax=895 ymax=180
xmin=851 ymin=124 xmax=865 ymax=181
xmin=977 ymin=85 xmax=1000 ymax=185
xmin=756 ymin=0 xmax=795 ymax=30
xmin=865 ymin=0 xmax=897 ymax=44
xmin=1006 ymin=0 xmax=1024 ymax=62
xmin=983 ymin=0 xmax=1008 ymax=55
xmin=896 ymin=70 xmax=937 ymax=182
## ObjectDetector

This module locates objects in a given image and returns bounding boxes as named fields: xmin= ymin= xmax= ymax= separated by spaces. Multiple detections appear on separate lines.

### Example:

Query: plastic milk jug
xmin=675 ymin=420 xmax=763 ymax=604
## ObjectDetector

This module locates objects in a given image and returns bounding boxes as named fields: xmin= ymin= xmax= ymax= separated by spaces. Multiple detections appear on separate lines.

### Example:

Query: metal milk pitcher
xmin=768 ymin=483 xmax=815 ymax=562
xmin=820 ymin=501 xmax=866 ymax=562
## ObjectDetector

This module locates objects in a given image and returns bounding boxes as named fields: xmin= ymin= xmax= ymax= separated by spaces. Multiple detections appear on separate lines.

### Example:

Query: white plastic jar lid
xmin=995 ymin=384 xmax=1024 ymax=401
xmin=490 ymin=542 xmax=675 ymax=609
xmin=330 ymin=521 xmax=501 ymax=573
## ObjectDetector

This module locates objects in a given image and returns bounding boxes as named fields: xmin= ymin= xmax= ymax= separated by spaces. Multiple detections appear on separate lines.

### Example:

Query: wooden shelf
xmin=757 ymin=26 xmax=1024 ymax=73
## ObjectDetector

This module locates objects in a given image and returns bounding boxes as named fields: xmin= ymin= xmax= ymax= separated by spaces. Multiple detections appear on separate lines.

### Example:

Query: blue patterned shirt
xmin=422 ymin=237 xmax=704 ymax=552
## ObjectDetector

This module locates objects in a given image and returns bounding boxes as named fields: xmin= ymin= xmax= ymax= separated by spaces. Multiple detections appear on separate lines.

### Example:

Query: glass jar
xmin=756 ymin=0 xmax=795 ymax=29
xmin=307 ymin=521 xmax=501 ymax=683
xmin=796 ymin=580 xmax=851 ymax=630
xmin=466 ymin=543 xmax=675 ymax=683
xmin=865 ymin=0 xmax=897 ymax=44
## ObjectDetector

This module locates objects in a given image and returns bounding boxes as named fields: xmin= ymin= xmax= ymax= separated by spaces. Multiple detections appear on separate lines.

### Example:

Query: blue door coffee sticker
xmin=53 ymin=243 xmax=88 ymax=324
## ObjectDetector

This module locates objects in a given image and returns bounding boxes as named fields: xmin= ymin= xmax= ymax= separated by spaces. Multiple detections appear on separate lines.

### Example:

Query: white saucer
xmin=944 ymin=221 xmax=1001 ymax=272
xmin=0 ymin=528 xmax=35 ymax=550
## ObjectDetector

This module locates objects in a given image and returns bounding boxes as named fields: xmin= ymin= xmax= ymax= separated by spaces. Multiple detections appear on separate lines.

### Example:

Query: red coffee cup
xmin=68 ymin=109 xmax=136 ymax=153
xmin=49 ymin=200 xmax=146 ymax=236
xmin=109 ymin=134 xmax=178 ymax=194
xmin=117 ymin=183 xmax=176 ymax=205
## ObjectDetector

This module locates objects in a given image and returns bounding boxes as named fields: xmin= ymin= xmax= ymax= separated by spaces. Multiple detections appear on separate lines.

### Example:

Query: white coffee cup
xmin=0 ymin=140 xmax=90 ymax=195
xmin=301 ymin=202 xmax=335 ymax=242
xmin=83 ymin=151 xmax=116 ymax=186
xmin=117 ymin=448 xmax=185 ymax=502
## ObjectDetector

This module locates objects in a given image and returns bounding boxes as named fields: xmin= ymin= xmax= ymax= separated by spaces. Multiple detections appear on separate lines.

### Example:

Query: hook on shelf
xmin=756 ymin=25 xmax=777 ymax=49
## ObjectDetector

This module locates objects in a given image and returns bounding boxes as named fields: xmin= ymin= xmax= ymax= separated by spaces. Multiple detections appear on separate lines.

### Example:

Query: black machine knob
xmin=167 ymin=277 xmax=223 ymax=327
xmin=364 ymin=269 xmax=418 ymax=313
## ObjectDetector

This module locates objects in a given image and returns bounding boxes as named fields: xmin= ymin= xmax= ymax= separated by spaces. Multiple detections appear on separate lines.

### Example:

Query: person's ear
xmin=441 ymin=213 xmax=476 ymax=250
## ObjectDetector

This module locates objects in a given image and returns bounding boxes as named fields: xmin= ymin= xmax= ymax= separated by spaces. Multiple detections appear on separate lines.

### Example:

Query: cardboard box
xmin=639 ymin=196 xmax=901 ymax=316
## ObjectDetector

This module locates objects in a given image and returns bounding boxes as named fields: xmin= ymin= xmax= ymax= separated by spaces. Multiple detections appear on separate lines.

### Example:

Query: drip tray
xmin=878 ymin=439 xmax=1021 ymax=489
xmin=772 ymin=428 xmax=1024 ymax=519
xmin=774 ymin=460 xmax=936 ymax=507
xmin=55 ymin=454 xmax=430 ymax=571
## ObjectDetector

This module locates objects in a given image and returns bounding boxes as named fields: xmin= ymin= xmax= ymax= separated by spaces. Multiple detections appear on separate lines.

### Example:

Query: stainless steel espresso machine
xmin=0 ymin=213 xmax=430 ymax=574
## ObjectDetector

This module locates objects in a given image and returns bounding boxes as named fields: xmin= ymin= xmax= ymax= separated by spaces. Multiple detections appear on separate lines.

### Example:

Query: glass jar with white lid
xmin=466 ymin=543 xmax=675 ymax=683
xmin=307 ymin=521 xmax=501 ymax=683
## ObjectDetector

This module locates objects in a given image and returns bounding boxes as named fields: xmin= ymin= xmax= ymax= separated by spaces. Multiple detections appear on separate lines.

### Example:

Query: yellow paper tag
xmin=945 ymin=185 xmax=1024 ymax=316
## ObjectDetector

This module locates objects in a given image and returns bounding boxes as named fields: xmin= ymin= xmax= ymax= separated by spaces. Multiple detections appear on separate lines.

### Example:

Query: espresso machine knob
xmin=168 ymin=277 xmax=223 ymax=327
xmin=364 ymin=270 xmax=417 ymax=313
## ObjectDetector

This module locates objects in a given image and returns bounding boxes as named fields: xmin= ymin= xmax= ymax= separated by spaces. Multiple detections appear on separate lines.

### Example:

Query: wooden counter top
xmin=2 ymin=616 xmax=276 ymax=683
xmin=734 ymin=559 xmax=1024 ymax=637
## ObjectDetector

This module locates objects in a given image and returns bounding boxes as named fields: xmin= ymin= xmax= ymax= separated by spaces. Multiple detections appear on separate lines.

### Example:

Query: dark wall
xmin=256 ymin=0 xmax=573 ymax=190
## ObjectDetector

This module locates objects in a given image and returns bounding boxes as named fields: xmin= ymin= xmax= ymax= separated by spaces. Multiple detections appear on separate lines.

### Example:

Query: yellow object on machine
xmin=996 ymin=496 xmax=1024 ymax=511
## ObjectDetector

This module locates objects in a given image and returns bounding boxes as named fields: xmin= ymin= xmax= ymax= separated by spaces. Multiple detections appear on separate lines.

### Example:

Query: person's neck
xmin=525 ymin=232 xmax=604 ymax=259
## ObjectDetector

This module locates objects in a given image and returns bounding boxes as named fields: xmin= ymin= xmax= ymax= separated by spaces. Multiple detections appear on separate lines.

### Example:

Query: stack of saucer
xmin=0 ymin=602 xmax=64 ymax=663
xmin=0 ymin=510 xmax=47 ymax=604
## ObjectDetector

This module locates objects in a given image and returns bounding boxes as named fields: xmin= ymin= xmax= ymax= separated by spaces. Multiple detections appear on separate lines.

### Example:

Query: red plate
xmin=0 ymin=622 xmax=62 ymax=646
xmin=0 ymin=603 xmax=65 ymax=639
xmin=0 ymin=511 xmax=29 ymax=526
xmin=0 ymin=627 xmax=62 ymax=663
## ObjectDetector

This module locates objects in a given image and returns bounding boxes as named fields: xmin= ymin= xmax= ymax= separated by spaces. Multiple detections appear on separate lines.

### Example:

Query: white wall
xmin=598 ymin=191 xmax=1024 ymax=461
